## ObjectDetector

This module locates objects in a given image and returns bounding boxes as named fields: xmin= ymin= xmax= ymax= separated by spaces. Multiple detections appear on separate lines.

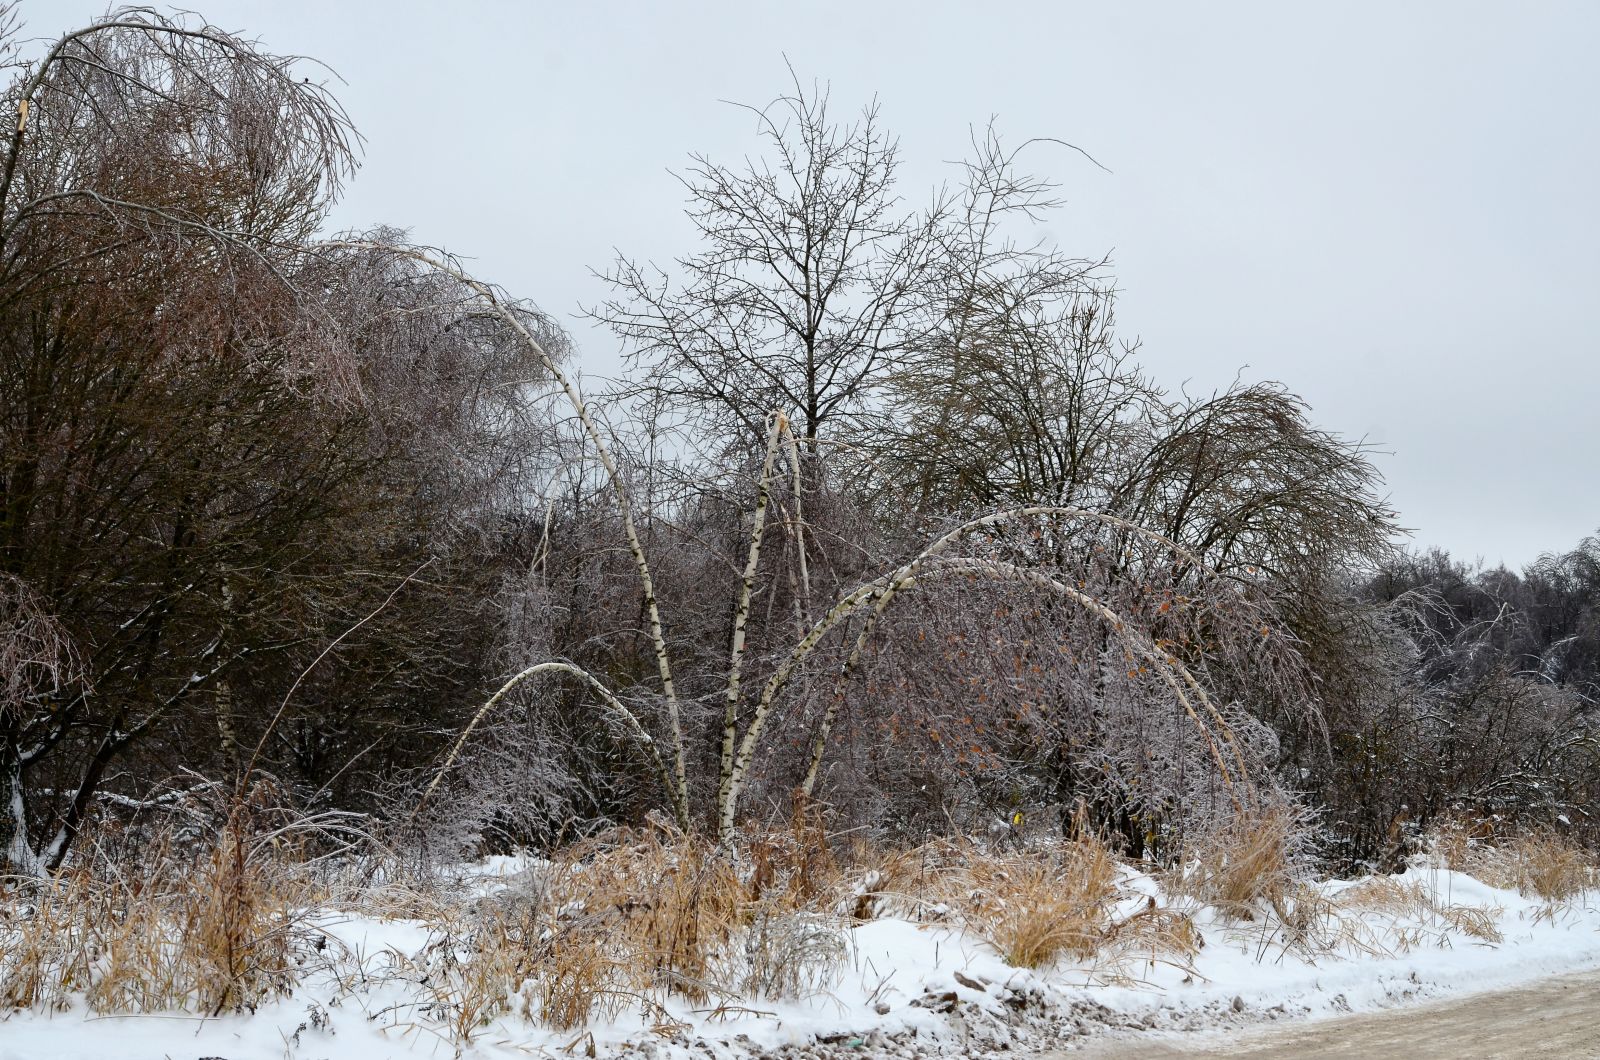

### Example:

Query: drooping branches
xmin=3 ymin=11 xmax=1429 ymax=869
xmin=323 ymin=240 xmax=693 ymax=830
xmin=0 ymin=8 xmax=567 ymax=871
xmin=717 ymin=505 xmax=1300 ymax=839
xmin=416 ymin=660 xmax=675 ymax=825
xmin=0 ymin=6 xmax=354 ymax=256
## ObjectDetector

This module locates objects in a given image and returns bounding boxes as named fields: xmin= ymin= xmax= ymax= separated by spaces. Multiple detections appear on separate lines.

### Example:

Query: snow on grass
xmin=3 ymin=851 xmax=1599 ymax=1059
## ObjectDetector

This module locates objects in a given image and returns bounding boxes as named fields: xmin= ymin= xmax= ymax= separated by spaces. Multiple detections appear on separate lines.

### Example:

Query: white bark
xmin=415 ymin=660 xmax=682 ymax=826
xmin=779 ymin=420 xmax=813 ymax=630
xmin=3 ymin=757 xmax=41 ymax=874
xmin=716 ymin=413 xmax=785 ymax=815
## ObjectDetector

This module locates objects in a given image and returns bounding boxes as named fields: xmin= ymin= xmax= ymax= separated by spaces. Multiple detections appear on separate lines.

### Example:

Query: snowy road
xmin=1068 ymin=968 xmax=1600 ymax=1058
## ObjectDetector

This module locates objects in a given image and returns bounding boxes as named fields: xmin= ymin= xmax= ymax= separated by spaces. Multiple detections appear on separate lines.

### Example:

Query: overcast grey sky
xmin=35 ymin=2 xmax=1600 ymax=569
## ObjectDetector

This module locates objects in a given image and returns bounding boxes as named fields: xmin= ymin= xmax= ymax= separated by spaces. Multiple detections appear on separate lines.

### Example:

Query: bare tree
xmin=876 ymin=290 xmax=1154 ymax=513
xmin=597 ymin=82 xmax=940 ymax=457
xmin=410 ymin=84 xmax=1322 ymax=851
xmin=0 ymin=573 xmax=85 ymax=868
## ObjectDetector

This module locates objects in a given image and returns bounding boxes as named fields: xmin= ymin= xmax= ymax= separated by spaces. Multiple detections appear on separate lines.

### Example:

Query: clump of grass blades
xmin=1338 ymin=875 xmax=1432 ymax=917
xmin=0 ymin=784 xmax=330 ymax=1016
xmin=725 ymin=894 xmax=847 ymax=1000
xmin=1476 ymin=833 xmax=1595 ymax=903
xmin=489 ymin=824 xmax=849 ymax=1028
xmin=1417 ymin=821 xmax=1596 ymax=904
xmin=843 ymin=839 xmax=963 ymax=922
xmin=745 ymin=803 xmax=841 ymax=912
xmin=567 ymin=829 xmax=743 ymax=1002
xmin=527 ymin=920 xmax=629 ymax=1032
xmin=1169 ymin=805 xmax=1304 ymax=922
xmin=942 ymin=835 xmax=1119 ymax=969
xmin=1099 ymin=900 xmax=1203 ymax=972
xmin=1425 ymin=815 xmax=1477 ymax=872
xmin=1337 ymin=874 xmax=1503 ymax=945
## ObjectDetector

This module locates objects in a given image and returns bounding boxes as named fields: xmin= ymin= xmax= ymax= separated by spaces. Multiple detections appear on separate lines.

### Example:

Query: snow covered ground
xmin=3 ymin=857 xmax=1598 ymax=1060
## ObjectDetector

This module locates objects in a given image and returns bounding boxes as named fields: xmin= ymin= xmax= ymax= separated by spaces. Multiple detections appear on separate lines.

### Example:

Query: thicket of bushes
xmin=1 ymin=9 xmax=1596 ymax=882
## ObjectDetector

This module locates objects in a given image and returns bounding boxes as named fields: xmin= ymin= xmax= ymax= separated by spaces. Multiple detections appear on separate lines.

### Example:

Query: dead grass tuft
xmin=0 ymin=784 xmax=331 ymax=1015
xmin=1426 ymin=816 xmax=1476 ymax=872
xmin=941 ymin=835 xmax=1119 ymax=969
xmin=1335 ymin=872 xmax=1503 ymax=947
xmin=1101 ymin=901 xmax=1202 ymax=968
xmin=1420 ymin=823 xmax=1596 ymax=904
xmin=1169 ymin=806 xmax=1302 ymax=921
xmin=14 ymin=800 xmax=1570 ymax=1044
xmin=1436 ymin=902 xmax=1503 ymax=943
xmin=1513 ymin=834 xmax=1594 ymax=903
xmin=1477 ymin=834 xmax=1594 ymax=902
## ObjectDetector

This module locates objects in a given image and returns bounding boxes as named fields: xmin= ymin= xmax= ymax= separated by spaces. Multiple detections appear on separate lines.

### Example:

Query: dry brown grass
xmin=1100 ymin=900 xmax=1203 ymax=973
xmin=728 ymin=896 xmax=848 ymax=1000
xmin=1468 ymin=833 xmax=1595 ymax=902
xmin=16 ymin=801 xmax=1578 ymax=1043
xmin=1416 ymin=819 xmax=1597 ymax=904
xmin=551 ymin=829 xmax=744 ymax=1002
xmin=1337 ymin=874 xmax=1431 ymax=916
xmin=410 ymin=822 xmax=853 ymax=1032
xmin=1427 ymin=816 xmax=1476 ymax=872
xmin=529 ymin=924 xmax=627 ymax=1032
xmin=938 ymin=836 xmax=1119 ymax=969
xmin=1436 ymin=901 xmax=1503 ymax=942
xmin=1168 ymin=806 xmax=1302 ymax=921
xmin=1335 ymin=873 xmax=1503 ymax=945
xmin=397 ymin=924 xmax=525 ymax=1042
xmin=405 ymin=824 xmax=1176 ymax=1028
xmin=749 ymin=803 xmax=841 ymax=910
xmin=1513 ymin=834 xmax=1594 ymax=902
xmin=0 ymin=795 xmax=326 ymax=1016
xmin=0 ymin=814 xmax=1257 ymax=1033
xmin=548 ymin=824 xmax=856 ymax=1007
xmin=842 ymin=838 xmax=964 ymax=922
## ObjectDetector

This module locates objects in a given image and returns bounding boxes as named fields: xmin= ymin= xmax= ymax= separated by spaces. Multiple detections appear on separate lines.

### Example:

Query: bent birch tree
xmin=377 ymin=241 xmax=1309 ymax=846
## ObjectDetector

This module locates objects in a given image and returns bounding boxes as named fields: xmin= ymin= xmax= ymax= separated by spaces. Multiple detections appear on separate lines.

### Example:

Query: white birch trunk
xmin=2 ymin=755 xmax=41 ymax=874
xmin=716 ymin=413 xmax=784 ymax=815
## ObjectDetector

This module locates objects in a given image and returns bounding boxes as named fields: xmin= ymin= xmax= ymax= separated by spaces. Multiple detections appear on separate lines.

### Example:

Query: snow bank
xmin=3 ymin=859 xmax=1598 ymax=1059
